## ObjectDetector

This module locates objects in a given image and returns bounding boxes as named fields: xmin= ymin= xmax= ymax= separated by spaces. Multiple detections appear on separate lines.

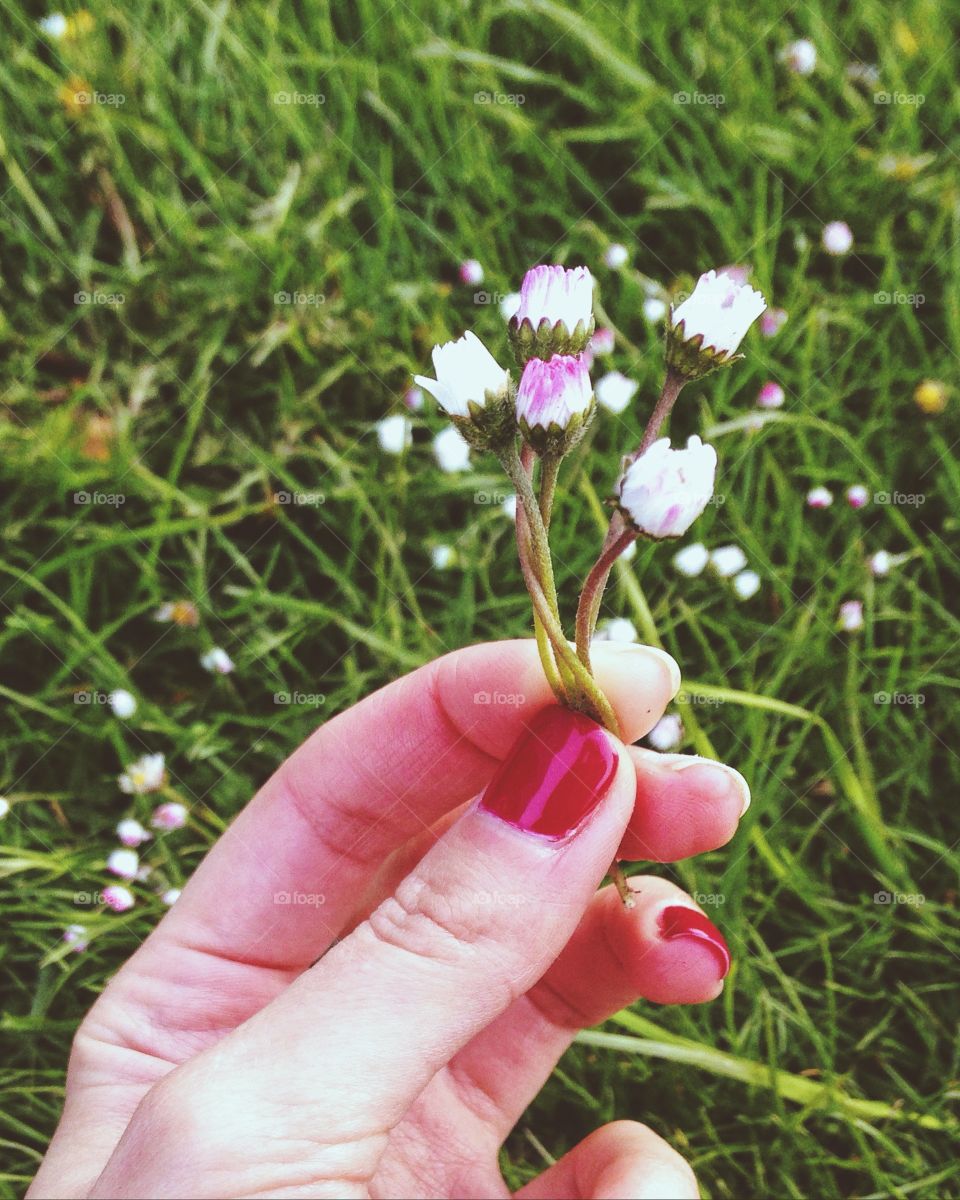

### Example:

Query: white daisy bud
xmin=592 ymin=617 xmax=638 ymax=645
xmin=102 ymin=884 xmax=135 ymax=913
xmin=868 ymin=550 xmax=892 ymax=577
xmin=642 ymin=297 xmax=668 ymax=323
xmin=589 ymin=327 xmax=615 ymax=356
xmin=63 ymin=923 xmax=89 ymax=951
xmin=710 ymin=545 xmax=748 ymax=577
xmin=0 ymin=796 xmax=9 ymax=819
xmin=200 ymin=646 xmax=235 ymax=675
xmin=516 ymin=354 xmax=595 ymax=453
xmin=376 ymin=413 xmax=413 ymax=454
xmin=108 ymin=688 xmax=137 ymax=719
xmin=617 ymin=436 xmax=718 ymax=540
xmin=846 ymin=484 xmax=869 ymax=509
xmin=160 ymin=888 xmax=181 ymax=906
xmin=647 ymin=714 xmax=683 ymax=751
xmin=822 ymin=221 xmax=853 ymax=256
xmin=107 ymin=849 xmax=139 ymax=880
xmin=118 ymin=753 xmax=166 ymax=795
xmin=151 ymin=801 xmax=188 ymax=831
xmin=509 ymin=265 xmax=595 ymax=361
xmin=433 ymin=426 xmax=472 ymax=473
xmin=673 ymin=542 xmax=710 ymax=577
xmin=39 ymin=13 xmax=68 ymax=37
xmin=603 ymin=243 xmax=629 ymax=270
xmin=595 ymin=370 xmax=638 ymax=414
xmin=838 ymin=599 xmax=864 ymax=632
xmin=667 ymin=270 xmax=766 ymax=379
xmin=458 ymin=258 xmax=484 ymax=286
xmin=403 ymin=386 xmax=424 ymax=412
xmin=415 ymin=332 xmax=513 ymax=449
xmin=757 ymin=381 xmax=785 ymax=409
xmin=780 ymin=39 xmax=817 ymax=75
xmin=430 ymin=544 xmax=455 ymax=570
xmin=732 ymin=569 xmax=761 ymax=600
xmin=116 ymin=818 xmax=150 ymax=847
xmin=760 ymin=307 xmax=788 ymax=337
xmin=807 ymin=486 xmax=834 ymax=509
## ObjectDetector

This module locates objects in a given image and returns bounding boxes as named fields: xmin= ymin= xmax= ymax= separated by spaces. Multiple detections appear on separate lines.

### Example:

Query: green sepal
xmin=508 ymin=315 xmax=595 ymax=365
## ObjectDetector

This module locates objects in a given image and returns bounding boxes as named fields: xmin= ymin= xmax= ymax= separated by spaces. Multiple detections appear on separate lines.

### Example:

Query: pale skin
xmin=30 ymin=639 xmax=750 ymax=1200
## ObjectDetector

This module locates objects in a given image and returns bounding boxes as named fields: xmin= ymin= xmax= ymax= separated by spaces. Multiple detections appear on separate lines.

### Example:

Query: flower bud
xmin=415 ymin=331 xmax=514 ymax=449
xmin=516 ymin=354 xmax=595 ymax=454
xmin=616 ymin=436 xmax=718 ymax=540
xmin=666 ymin=270 xmax=766 ymax=380
xmin=509 ymin=265 xmax=595 ymax=362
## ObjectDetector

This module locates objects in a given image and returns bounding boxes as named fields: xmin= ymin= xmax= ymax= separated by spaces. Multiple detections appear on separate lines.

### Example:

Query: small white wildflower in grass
xmin=710 ymin=544 xmax=748 ymax=577
xmin=119 ymin=753 xmax=166 ymax=795
xmin=589 ymin=327 xmax=615 ymax=356
xmin=647 ymin=714 xmax=683 ymax=751
xmin=845 ymin=62 xmax=880 ymax=87
xmin=603 ymin=243 xmax=629 ymax=269
xmin=200 ymin=646 xmax=235 ymax=675
xmin=592 ymin=617 xmax=638 ymax=644
xmin=780 ymin=38 xmax=817 ymax=75
xmin=760 ymin=307 xmax=788 ymax=337
xmin=116 ymin=818 xmax=150 ymax=847
xmin=431 ymin=544 xmax=455 ymax=570
xmin=595 ymin=370 xmax=638 ymax=414
xmin=376 ymin=413 xmax=412 ymax=454
xmin=807 ymin=485 xmax=834 ymax=509
xmin=135 ymin=864 xmax=153 ymax=882
xmin=673 ymin=542 xmax=710 ymax=577
xmin=822 ymin=221 xmax=853 ymax=256
xmin=458 ymin=258 xmax=484 ymax=286
xmin=500 ymin=494 xmax=517 ymax=520
xmin=667 ymin=270 xmax=766 ymax=376
xmin=0 ymin=796 xmax=9 ymax=820
xmin=63 ymin=924 xmax=89 ymax=952
xmin=154 ymin=599 xmax=199 ymax=627
xmin=403 ymin=386 xmax=424 ymax=412
xmin=39 ymin=12 xmax=68 ymax=37
xmin=151 ymin=801 xmax=188 ymax=831
xmin=618 ymin=438 xmax=717 ymax=540
xmin=108 ymin=688 xmax=137 ymax=718
xmin=433 ymin=426 xmax=472 ymax=472
xmin=868 ymin=550 xmax=893 ymax=577
xmin=107 ymin=848 xmax=139 ymax=880
xmin=732 ymin=569 xmax=761 ymax=600
xmin=102 ymin=884 xmax=135 ymax=913
xmin=516 ymin=354 xmax=594 ymax=452
xmin=510 ymin=265 xmax=595 ymax=358
xmin=499 ymin=291 xmax=521 ymax=320
xmin=757 ymin=381 xmax=785 ymax=409
xmin=838 ymin=599 xmax=865 ymax=632
xmin=642 ymin=296 xmax=668 ymax=323
xmin=846 ymin=484 xmax=869 ymax=509
xmin=160 ymin=888 xmax=181 ymax=906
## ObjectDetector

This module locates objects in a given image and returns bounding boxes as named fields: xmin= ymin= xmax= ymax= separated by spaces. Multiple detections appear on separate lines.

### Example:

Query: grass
xmin=1 ymin=0 xmax=958 ymax=1195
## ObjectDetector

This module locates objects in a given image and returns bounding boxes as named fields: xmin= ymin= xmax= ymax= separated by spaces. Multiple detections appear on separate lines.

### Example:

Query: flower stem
xmin=634 ymin=367 xmax=686 ymax=460
xmin=574 ymin=528 xmax=638 ymax=669
xmin=538 ymin=451 xmax=562 ymax=527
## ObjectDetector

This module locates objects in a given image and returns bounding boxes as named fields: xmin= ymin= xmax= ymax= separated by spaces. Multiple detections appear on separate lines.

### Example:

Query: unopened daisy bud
xmin=807 ymin=486 xmax=834 ymax=509
xmin=732 ymin=569 xmax=761 ymax=600
xmin=760 ymin=308 xmax=788 ymax=338
xmin=509 ymin=265 xmax=595 ymax=362
xmin=516 ymin=354 xmax=595 ymax=454
xmin=430 ymin=544 xmax=455 ymax=570
xmin=102 ymin=884 xmax=135 ymax=913
xmin=595 ymin=370 xmax=638 ymax=414
xmin=107 ymin=848 xmax=139 ymax=880
xmin=63 ymin=923 xmax=89 ymax=951
xmin=589 ymin=326 xmax=615 ymax=356
xmin=868 ymin=550 xmax=892 ymax=577
xmin=647 ymin=713 xmax=683 ymax=751
xmin=757 ymin=381 xmax=785 ymax=409
xmin=603 ymin=243 xmax=629 ymax=270
xmin=846 ymin=484 xmax=869 ymax=509
xmin=116 ymin=818 xmax=150 ymax=847
xmin=838 ymin=599 xmax=864 ymax=632
xmin=433 ymin=426 xmax=472 ymax=473
xmin=403 ymin=386 xmax=424 ymax=412
xmin=822 ymin=221 xmax=853 ymax=256
xmin=200 ymin=646 xmax=234 ymax=675
xmin=458 ymin=258 xmax=484 ymax=286
xmin=151 ymin=801 xmax=188 ymax=831
xmin=673 ymin=542 xmax=710 ymax=577
xmin=780 ymin=38 xmax=817 ymax=76
xmin=376 ymin=413 xmax=413 ymax=454
xmin=666 ymin=270 xmax=766 ymax=380
xmin=592 ymin=617 xmax=638 ymax=645
xmin=118 ymin=753 xmax=166 ymax=795
xmin=617 ymin=436 xmax=718 ymax=540
xmin=710 ymin=544 xmax=748 ymax=577
xmin=108 ymin=688 xmax=137 ymax=719
xmin=914 ymin=379 xmax=948 ymax=415
xmin=160 ymin=887 xmax=181 ymax=906
xmin=642 ymin=297 xmax=668 ymax=323
xmin=415 ymin=331 xmax=513 ymax=449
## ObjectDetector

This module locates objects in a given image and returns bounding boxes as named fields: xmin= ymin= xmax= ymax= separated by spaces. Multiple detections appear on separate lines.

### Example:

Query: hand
xmin=30 ymin=639 xmax=749 ymax=1200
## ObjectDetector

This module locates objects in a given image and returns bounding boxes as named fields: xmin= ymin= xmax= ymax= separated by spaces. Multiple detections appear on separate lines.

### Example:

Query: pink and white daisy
xmin=667 ymin=270 xmax=766 ymax=377
xmin=807 ymin=486 xmax=834 ymax=509
xmin=603 ymin=244 xmax=629 ymax=270
xmin=838 ymin=599 xmax=864 ymax=632
xmin=589 ymin=327 xmax=615 ymax=356
xmin=107 ymin=848 xmax=139 ymax=880
xmin=116 ymin=818 xmax=150 ymax=848
xmin=102 ymin=884 xmax=135 ymax=913
xmin=757 ymin=381 xmax=785 ymax=409
xmin=151 ymin=801 xmax=188 ymax=831
xmin=846 ymin=484 xmax=869 ymax=509
xmin=118 ymin=753 xmax=166 ymax=795
xmin=780 ymin=39 xmax=817 ymax=76
xmin=822 ymin=221 xmax=853 ymax=256
xmin=516 ymin=354 xmax=593 ymax=439
xmin=647 ymin=714 xmax=683 ymax=751
xmin=760 ymin=308 xmax=788 ymax=338
xmin=618 ymin=437 xmax=718 ymax=540
xmin=673 ymin=542 xmax=710 ymax=577
xmin=200 ymin=646 xmax=235 ymax=675
xmin=458 ymin=258 xmax=484 ymax=286
xmin=595 ymin=370 xmax=638 ymax=414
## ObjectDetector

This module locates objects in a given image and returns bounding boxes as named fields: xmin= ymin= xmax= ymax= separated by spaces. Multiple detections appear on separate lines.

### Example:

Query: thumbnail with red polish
xmin=659 ymin=905 xmax=731 ymax=978
xmin=479 ymin=706 xmax=617 ymax=840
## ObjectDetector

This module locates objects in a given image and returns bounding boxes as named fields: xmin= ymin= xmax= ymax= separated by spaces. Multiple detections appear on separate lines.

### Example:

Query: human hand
xmin=30 ymin=639 xmax=749 ymax=1199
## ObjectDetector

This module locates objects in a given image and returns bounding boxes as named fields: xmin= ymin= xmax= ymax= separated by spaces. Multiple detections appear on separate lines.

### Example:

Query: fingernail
xmin=592 ymin=642 xmax=681 ymax=698
xmin=657 ymin=754 xmax=752 ymax=816
xmin=479 ymin=706 xmax=618 ymax=840
xmin=659 ymin=905 xmax=730 ymax=978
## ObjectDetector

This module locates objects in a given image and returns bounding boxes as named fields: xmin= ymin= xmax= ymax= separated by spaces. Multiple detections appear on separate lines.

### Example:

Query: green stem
xmin=538 ymin=451 xmax=562 ymax=527
xmin=575 ymin=528 xmax=637 ymax=669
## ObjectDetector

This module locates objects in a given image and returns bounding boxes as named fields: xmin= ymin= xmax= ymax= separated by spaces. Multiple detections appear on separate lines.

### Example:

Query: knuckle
xmin=366 ymin=872 xmax=483 ymax=965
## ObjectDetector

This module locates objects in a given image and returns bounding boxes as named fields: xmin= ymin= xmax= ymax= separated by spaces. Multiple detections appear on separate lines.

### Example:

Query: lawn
xmin=1 ymin=0 xmax=958 ymax=1196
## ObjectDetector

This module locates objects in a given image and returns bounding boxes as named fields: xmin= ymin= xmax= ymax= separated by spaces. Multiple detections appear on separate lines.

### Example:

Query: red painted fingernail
xmin=659 ymin=905 xmax=731 ymax=978
xmin=479 ymin=706 xmax=617 ymax=840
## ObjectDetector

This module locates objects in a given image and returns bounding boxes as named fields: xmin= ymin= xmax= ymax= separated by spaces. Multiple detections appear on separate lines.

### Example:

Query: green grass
xmin=1 ymin=0 xmax=959 ymax=1195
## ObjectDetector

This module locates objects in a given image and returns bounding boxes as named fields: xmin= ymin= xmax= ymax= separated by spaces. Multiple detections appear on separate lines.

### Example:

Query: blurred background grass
xmin=1 ymin=0 xmax=958 ymax=1195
